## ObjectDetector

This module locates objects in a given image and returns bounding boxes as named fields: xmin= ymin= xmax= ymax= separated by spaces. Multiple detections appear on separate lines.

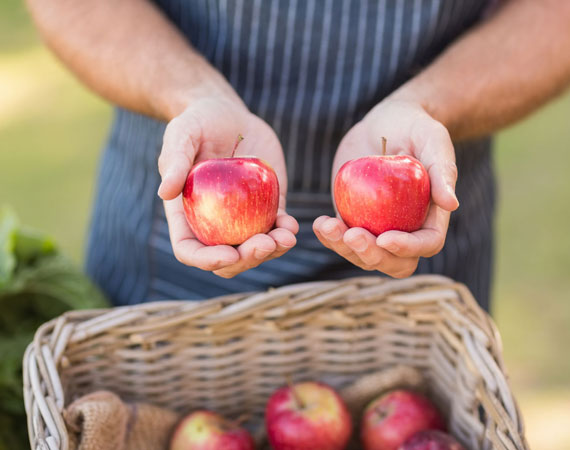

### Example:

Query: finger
xmin=157 ymin=116 xmax=201 ymax=200
xmin=376 ymin=205 xmax=450 ymax=258
xmin=267 ymin=228 xmax=297 ymax=256
xmin=340 ymin=226 xmax=419 ymax=277
xmin=343 ymin=227 xmax=390 ymax=267
xmin=214 ymin=214 xmax=298 ymax=277
xmin=214 ymin=228 xmax=296 ymax=278
xmin=164 ymin=197 xmax=239 ymax=270
xmin=341 ymin=227 xmax=419 ymax=276
xmin=413 ymin=121 xmax=459 ymax=212
xmin=213 ymin=233 xmax=276 ymax=278
xmin=237 ymin=233 xmax=277 ymax=261
xmin=315 ymin=216 xmax=345 ymax=243
xmin=313 ymin=216 xmax=368 ymax=268
xmin=313 ymin=217 xmax=418 ymax=276
xmin=378 ymin=255 xmax=421 ymax=279
xmin=313 ymin=216 xmax=337 ymax=251
xmin=248 ymin=228 xmax=297 ymax=267
xmin=175 ymin=242 xmax=241 ymax=271
xmin=276 ymin=211 xmax=299 ymax=235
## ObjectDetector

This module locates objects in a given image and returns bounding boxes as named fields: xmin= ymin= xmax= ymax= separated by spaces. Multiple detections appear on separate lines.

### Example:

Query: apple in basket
xmin=361 ymin=390 xmax=445 ymax=450
xmin=265 ymin=381 xmax=352 ymax=450
xmin=182 ymin=135 xmax=279 ymax=246
xmin=334 ymin=137 xmax=430 ymax=236
xmin=398 ymin=430 xmax=465 ymax=450
xmin=169 ymin=410 xmax=255 ymax=450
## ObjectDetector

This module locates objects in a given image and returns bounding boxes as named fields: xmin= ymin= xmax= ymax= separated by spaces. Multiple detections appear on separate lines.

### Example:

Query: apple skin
xmin=398 ymin=430 xmax=465 ymax=450
xmin=265 ymin=381 xmax=352 ymax=450
xmin=169 ymin=410 xmax=255 ymax=450
xmin=361 ymin=390 xmax=445 ymax=450
xmin=183 ymin=157 xmax=279 ymax=246
xmin=334 ymin=155 xmax=430 ymax=236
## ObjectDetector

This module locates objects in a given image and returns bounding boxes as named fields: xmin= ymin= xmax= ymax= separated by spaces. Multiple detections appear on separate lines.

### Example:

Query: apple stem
xmin=381 ymin=137 xmax=387 ymax=156
xmin=286 ymin=374 xmax=305 ymax=409
xmin=231 ymin=134 xmax=244 ymax=158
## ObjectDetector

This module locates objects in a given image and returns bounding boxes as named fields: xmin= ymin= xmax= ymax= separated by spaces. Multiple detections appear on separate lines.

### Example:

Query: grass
xmin=0 ymin=48 xmax=110 ymax=262
xmin=494 ymin=92 xmax=570 ymax=390
xmin=0 ymin=0 xmax=36 ymax=53
xmin=0 ymin=1 xmax=109 ymax=263
xmin=1 ymin=3 xmax=569 ymax=449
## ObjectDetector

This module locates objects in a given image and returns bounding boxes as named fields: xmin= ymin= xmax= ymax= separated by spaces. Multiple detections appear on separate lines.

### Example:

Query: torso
xmin=86 ymin=0 xmax=496 ymax=310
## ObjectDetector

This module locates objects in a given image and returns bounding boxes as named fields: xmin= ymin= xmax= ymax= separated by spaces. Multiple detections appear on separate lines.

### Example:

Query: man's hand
xmin=313 ymin=99 xmax=459 ymax=278
xmin=158 ymin=95 xmax=298 ymax=278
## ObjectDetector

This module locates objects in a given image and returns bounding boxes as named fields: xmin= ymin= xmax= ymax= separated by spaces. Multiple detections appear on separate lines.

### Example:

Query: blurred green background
xmin=1 ymin=0 xmax=569 ymax=448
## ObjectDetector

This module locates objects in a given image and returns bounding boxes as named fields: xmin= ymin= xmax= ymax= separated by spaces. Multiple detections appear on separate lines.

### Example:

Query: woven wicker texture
xmin=23 ymin=275 xmax=529 ymax=450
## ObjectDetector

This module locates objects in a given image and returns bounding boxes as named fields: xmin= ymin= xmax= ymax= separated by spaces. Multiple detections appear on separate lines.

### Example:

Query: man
xmin=26 ymin=0 xmax=570 ymax=310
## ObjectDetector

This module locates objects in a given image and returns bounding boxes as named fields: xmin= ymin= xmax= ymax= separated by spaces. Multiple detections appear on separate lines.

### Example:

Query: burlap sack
xmin=64 ymin=391 xmax=179 ymax=450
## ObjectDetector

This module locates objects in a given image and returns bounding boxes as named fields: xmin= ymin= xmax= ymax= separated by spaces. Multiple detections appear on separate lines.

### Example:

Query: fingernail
xmin=349 ymin=237 xmax=367 ymax=252
xmin=254 ymin=248 xmax=272 ymax=260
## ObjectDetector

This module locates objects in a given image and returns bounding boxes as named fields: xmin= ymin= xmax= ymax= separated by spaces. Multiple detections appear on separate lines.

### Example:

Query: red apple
xmin=361 ymin=390 xmax=445 ymax=450
xmin=169 ymin=410 xmax=255 ymax=450
xmin=398 ymin=430 xmax=465 ymax=450
xmin=182 ymin=148 xmax=279 ymax=246
xmin=334 ymin=138 xmax=430 ymax=236
xmin=265 ymin=381 xmax=352 ymax=450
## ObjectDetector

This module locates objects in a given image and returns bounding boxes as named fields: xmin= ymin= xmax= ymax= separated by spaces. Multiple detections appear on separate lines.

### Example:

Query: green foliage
xmin=0 ymin=207 xmax=108 ymax=449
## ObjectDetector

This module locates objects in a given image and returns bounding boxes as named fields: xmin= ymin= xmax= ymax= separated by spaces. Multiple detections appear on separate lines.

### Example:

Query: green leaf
xmin=14 ymin=226 xmax=56 ymax=265
xmin=0 ymin=207 xmax=109 ymax=450
xmin=0 ymin=411 xmax=29 ymax=450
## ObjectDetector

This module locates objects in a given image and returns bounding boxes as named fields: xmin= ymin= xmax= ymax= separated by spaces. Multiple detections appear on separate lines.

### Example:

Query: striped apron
xmin=86 ymin=0 xmax=495 ymax=311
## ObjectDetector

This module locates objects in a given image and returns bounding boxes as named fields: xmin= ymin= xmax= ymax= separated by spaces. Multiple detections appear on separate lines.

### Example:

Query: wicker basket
xmin=23 ymin=275 xmax=528 ymax=450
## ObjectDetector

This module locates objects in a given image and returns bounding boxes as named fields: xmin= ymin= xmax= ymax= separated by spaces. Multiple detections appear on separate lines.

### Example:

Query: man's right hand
xmin=157 ymin=94 xmax=298 ymax=279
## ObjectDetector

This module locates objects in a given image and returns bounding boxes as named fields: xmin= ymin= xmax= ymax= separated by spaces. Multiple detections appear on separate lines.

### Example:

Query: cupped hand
xmin=158 ymin=95 xmax=298 ymax=278
xmin=313 ymin=98 xmax=459 ymax=278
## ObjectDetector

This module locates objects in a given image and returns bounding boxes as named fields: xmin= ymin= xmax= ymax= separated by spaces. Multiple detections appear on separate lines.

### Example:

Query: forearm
xmin=391 ymin=0 xmax=570 ymax=141
xmin=26 ymin=0 xmax=241 ymax=121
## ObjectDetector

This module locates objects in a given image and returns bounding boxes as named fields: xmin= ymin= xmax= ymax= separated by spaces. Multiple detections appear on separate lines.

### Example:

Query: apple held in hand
xmin=183 ymin=136 xmax=279 ymax=246
xmin=361 ymin=390 xmax=445 ymax=450
xmin=398 ymin=430 xmax=465 ymax=450
xmin=334 ymin=138 xmax=430 ymax=236
xmin=265 ymin=381 xmax=352 ymax=450
xmin=169 ymin=410 xmax=255 ymax=450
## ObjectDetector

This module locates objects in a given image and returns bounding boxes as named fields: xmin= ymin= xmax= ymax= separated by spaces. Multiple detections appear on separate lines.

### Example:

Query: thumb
xmin=157 ymin=117 xmax=200 ymax=200
xmin=415 ymin=122 xmax=459 ymax=212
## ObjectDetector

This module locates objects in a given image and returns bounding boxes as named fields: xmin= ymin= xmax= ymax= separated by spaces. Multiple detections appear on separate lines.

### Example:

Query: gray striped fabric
xmin=86 ymin=0 xmax=495 ymax=310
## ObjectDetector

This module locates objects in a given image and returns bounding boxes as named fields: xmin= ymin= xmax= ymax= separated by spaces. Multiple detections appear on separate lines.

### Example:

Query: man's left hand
xmin=313 ymin=99 xmax=459 ymax=278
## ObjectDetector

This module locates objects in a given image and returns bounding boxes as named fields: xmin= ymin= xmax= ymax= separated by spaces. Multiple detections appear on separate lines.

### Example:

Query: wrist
xmin=164 ymin=82 xmax=246 ymax=121
xmin=150 ymin=55 xmax=246 ymax=121
xmin=387 ymin=79 xmax=455 ymax=133
xmin=388 ymin=73 xmax=477 ymax=141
